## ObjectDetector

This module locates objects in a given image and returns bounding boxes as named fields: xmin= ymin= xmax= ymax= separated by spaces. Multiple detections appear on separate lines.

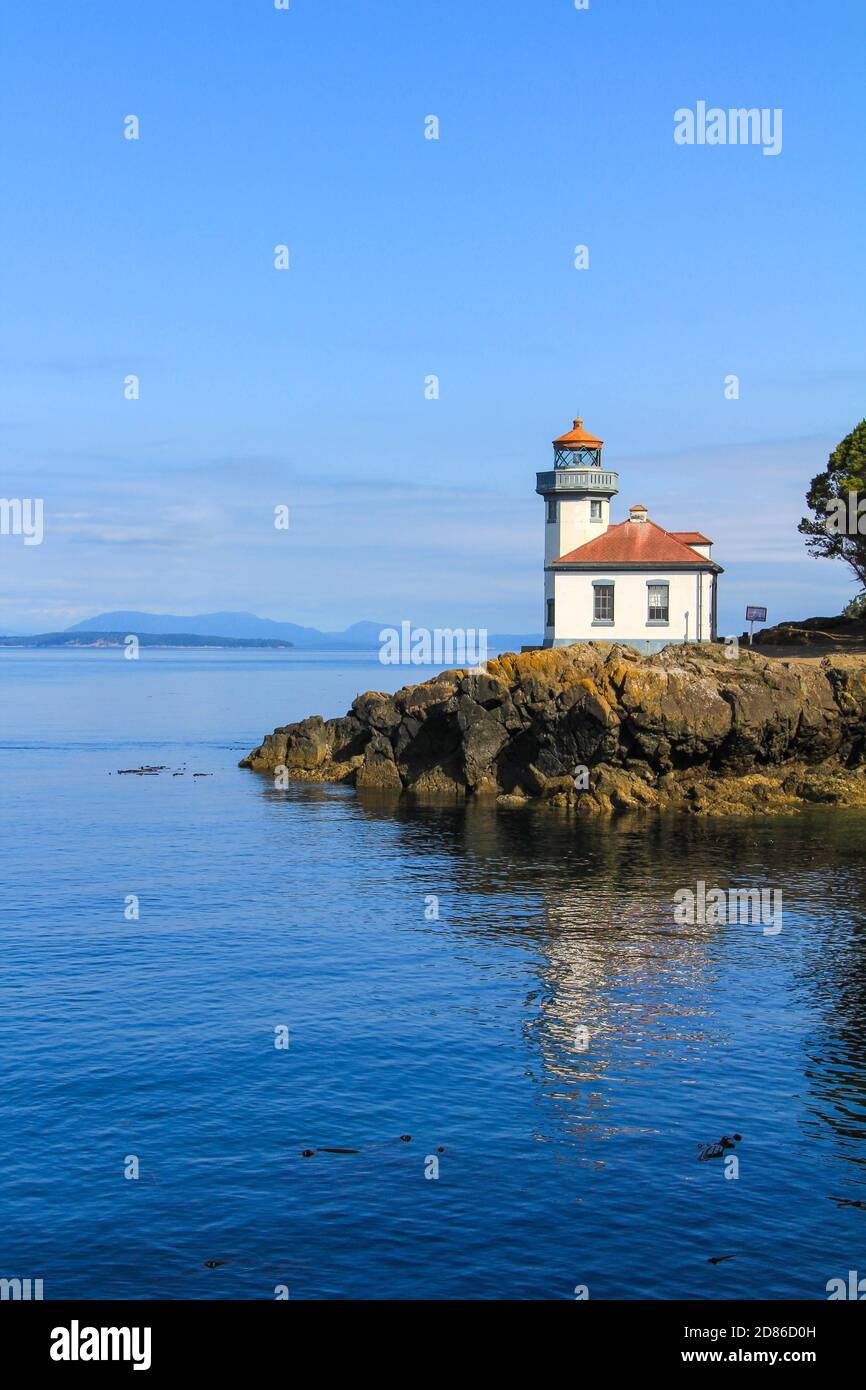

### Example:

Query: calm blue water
xmin=1 ymin=649 xmax=866 ymax=1300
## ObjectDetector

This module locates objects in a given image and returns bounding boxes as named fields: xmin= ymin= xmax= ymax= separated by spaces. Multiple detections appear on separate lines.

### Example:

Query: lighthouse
xmin=536 ymin=418 xmax=620 ymax=638
xmin=536 ymin=414 xmax=722 ymax=650
xmin=536 ymin=417 xmax=620 ymax=565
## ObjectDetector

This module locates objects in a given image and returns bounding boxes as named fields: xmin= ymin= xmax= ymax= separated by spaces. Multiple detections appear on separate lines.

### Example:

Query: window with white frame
xmin=590 ymin=499 xmax=602 ymax=521
xmin=647 ymin=582 xmax=669 ymax=623
xmin=593 ymin=584 xmax=614 ymax=623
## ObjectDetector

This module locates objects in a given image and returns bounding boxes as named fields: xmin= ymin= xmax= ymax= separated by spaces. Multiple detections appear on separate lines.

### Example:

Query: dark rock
xmin=351 ymin=693 xmax=401 ymax=731
xmin=354 ymin=732 xmax=402 ymax=791
xmin=462 ymin=712 xmax=510 ymax=792
xmin=392 ymin=716 xmax=422 ymax=760
xmin=459 ymin=672 xmax=509 ymax=708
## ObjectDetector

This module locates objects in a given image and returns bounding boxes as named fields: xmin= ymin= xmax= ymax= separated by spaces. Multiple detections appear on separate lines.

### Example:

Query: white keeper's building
xmin=537 ymin=416 xmax=723 ymax=651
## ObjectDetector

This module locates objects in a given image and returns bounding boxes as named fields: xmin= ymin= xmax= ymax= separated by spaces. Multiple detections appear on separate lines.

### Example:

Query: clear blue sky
xmin=1 ymin=0 xmax=864 ymax=635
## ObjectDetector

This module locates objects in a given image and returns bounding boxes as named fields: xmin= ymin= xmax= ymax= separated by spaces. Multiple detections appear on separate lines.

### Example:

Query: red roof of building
xmin=553 ymin=417 xmax=604 ymax=448
xmin=555 ymin=517 xmax=714 ymax=567
xmin=669 ymin=531 xmax=712 ymax=546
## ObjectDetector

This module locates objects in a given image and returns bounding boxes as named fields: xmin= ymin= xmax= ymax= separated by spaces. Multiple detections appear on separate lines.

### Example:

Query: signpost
xmin=745 ymin=605 xmax=767 ymax=645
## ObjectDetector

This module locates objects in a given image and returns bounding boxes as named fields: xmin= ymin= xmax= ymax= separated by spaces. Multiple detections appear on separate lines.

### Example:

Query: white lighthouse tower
xmin=536 ymin=417 xmax=620 ymax=635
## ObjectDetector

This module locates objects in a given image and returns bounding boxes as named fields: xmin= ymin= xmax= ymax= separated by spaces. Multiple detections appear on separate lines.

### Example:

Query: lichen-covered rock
xmin=239 ymin=642 xmax=866 ymax=817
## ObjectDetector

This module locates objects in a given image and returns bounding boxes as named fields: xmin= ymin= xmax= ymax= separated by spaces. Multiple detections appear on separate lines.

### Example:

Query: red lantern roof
xmin=553 ymin=417 xmax=604 ymax=449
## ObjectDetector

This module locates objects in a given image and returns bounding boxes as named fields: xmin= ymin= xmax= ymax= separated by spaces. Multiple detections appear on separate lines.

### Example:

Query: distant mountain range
xmin=1 ymin=611 xmax=537 ymax=651
xmin=65 ymin=611 xmax=382 ymax=647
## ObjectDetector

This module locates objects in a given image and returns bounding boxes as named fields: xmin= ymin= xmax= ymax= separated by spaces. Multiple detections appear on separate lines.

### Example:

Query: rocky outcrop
xmin=240 ymin=642 xmax=866 ymax=816
xmin=753 ymin=614 xmax=866 ymax=647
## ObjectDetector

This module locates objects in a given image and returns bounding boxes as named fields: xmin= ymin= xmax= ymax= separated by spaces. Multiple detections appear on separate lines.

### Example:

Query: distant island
xmin=0 ymin=631 xmax=294 ymax=650
xmin=61 ymin=610 xmax=386 ymax=647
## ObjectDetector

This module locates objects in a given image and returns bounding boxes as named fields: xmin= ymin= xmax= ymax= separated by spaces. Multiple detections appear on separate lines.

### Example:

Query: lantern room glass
xmin=554 ymin=445 xmax=602 ymax=469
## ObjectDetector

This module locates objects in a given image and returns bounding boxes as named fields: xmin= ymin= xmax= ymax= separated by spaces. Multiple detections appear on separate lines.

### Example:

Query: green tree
xmin=799 ymin=419 xmax=866 ymax=593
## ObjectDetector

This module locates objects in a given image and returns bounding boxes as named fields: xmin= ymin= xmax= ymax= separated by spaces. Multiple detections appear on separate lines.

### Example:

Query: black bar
xmin=1 ymin=1298 xmax=859 ymax=1375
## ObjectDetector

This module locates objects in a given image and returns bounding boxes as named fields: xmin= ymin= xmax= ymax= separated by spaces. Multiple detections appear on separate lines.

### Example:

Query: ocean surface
xmin=1 ymin=648 xmax=865 ymax=1301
